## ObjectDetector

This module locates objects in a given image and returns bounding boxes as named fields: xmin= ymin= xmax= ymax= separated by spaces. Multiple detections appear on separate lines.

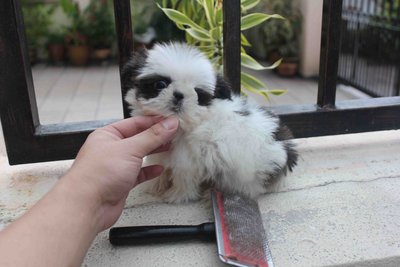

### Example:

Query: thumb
xmin=124 ymin=116 xmax=179 ymax=158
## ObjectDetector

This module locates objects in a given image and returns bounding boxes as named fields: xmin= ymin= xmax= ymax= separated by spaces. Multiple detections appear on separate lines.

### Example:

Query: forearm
xmin=0 ymin=174 xmax=102 ymax=267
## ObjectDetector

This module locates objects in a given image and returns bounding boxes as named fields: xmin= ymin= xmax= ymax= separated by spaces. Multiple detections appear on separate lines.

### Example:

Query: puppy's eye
xmin=154 ymin=80 xmax=169 ymax=90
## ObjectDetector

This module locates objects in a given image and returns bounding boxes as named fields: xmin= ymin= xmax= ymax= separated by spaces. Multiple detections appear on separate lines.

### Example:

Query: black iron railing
xmin=338 ymin=0 xmax=400 ymax=97
xmin=1 ymin=0 xmax=400 ymax=165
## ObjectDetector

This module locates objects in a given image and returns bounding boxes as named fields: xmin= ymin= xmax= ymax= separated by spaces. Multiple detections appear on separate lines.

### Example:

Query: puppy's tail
xmin=274 ymin=122 xmax=298 ymax=172
xmin=285 ymin=141 xmax=298 ymax=172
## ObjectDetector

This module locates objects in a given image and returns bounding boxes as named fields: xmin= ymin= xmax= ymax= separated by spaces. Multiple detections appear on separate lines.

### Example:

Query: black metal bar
xmin=223 ymin=0 xmax=241 ymax=95
xmin=273 ymin=97 xmax=400 ymax=138
xmin=0 ymin=0 xmax=41 ymax=164
xmin=12 ymin=120 xmax=113 ymax=165
xmin=351 ymin=17 xmax=360 ymax=80
xmin=113 ymin=0 xmax=134 ymax=118
xmin=338 ymin=0 xmax=400 ymax=97
xmin=6 ymin=97 xmax=400 ymax=164
xmin=395 ymin=66 xmax=400 ymax=96
xmin=318 ymin=0 xmax=343 ymax=107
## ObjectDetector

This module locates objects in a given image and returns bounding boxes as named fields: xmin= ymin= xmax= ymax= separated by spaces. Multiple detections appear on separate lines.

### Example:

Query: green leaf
xmin=241 ymin=85 xmax=270 ymax=101
xmin=267 ymin=89 xmax=287 ymax=96
xmin=210 ymin=26 xmax=222 ymax=40
xmin=241 ymin=13 xmax=284 ymax=31
xmin=186 ymin=28 xmax=212 ymax=42
xmin=241 ymin=33 xmax=251 ymax=47
xmin=241 ymin=72 xmax=267 ymax=91
xmin=161 ymin=0 xmax=168 ymax=7
xmin=241 ymin=0 xmax=260 ymax=11
xmin=241 ymin=53 xmax=282 ymax=70
xmin=216 ymin=7 xmax=223 ymax=26
xmin=159 ymin=6 xmax=204 ymax=31
xmin=259 ymin=91 xmax=271 ymax=101
xmin=60 ymin=0 xmax=78 ymax=18
xmin=202 ymin=0 xmax=216 ymax=27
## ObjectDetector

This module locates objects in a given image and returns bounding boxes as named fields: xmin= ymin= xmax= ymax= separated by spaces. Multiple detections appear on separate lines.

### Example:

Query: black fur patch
xmin=214 ymin=75 xmax=232 ymax=100
xmin=121 ymin=49 xmax=148 ymax=92
xmin=273 ymin=122 xmax=298 ymax=172
xmin=258 ymin=106 xmax=278 ymax=119
xmin=284 ymin=142 xmax=298 ymax=172
xmin=261 ymin=162 xmax=286 ymax=187
xmin=135 ymin=75 xmax=172 ymax=99
xmin=259 ymin=106 xmax=299 ymax=173
xmin=122 ymin=49 xmax=173 ymax=100
xmin=195 ymin=88 xmax=213 ymax=106
xmin=273 ymin=122 xmax=294 ymax=141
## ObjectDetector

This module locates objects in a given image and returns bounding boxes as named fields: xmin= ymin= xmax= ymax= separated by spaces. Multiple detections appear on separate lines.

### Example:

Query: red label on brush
xmin=216 ymin=191 xmax=233 ymax=256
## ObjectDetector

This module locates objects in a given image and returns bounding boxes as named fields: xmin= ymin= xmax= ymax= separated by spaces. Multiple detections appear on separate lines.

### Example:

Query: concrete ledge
xmin=1 ymin=130 xmax=400 ymax=267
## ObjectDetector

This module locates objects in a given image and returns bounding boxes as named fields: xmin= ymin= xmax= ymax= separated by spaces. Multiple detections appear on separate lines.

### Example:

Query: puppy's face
xmin=124 ymin=43 xmax=217 ymax=122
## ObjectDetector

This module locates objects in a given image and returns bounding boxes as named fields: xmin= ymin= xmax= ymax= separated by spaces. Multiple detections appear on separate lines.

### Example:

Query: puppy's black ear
xmin=121 ymin=48 xmax=148 ymax=91
xmin=214 ymin=75 xmax=232 ymax=100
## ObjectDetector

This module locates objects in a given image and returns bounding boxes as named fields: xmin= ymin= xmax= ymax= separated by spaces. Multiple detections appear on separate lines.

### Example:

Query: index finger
xmin=103 ymin=116 xmax=164 ymax=139
xmin=123 ymin=116 xmax=179 ymax=158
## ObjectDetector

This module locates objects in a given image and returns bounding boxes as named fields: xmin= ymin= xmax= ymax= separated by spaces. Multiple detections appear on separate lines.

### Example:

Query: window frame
xmin=0 ymin=0 xmax=399 ymax=165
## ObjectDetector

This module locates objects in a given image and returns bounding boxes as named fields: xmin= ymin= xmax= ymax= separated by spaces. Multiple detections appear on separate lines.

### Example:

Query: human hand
xmin=64 ymin=116 xmax=179 ymax=231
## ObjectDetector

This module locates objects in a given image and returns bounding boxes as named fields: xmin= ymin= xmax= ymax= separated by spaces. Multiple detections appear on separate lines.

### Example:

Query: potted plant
xmin=85 ymin=0 xmax=116 ymax=60
xmin=245 ymin=0 xmax=302 ymax=77
xmin=21 ymin=0 xmax=53 ymax=64
xmin=60 ymin=0 xmax=90 ymax=66
xmin=47 ymin=30 xmax=65 ymax=63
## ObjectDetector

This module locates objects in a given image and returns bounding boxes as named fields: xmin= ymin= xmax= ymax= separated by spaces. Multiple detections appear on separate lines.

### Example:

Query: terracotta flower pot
xmin=48 ymin=44 xmax=65 ymax=63
xmin=67 ymin=45 xmax=90 ymax=66
xmin=277 ymin=58 xmax=299 ymax=77
xmin=92 ymin=48 xmax=111 ymax=60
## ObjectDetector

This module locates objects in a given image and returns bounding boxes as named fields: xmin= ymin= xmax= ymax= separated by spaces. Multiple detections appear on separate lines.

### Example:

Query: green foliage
xmin=60 ymin=0 xmax=89 ymax=46
xmin=158 ymin=0 xmax=285 ymax=99
xmin=131 ymin=1 xmax=160 ymax=35
xmin=245 ymin=0 xmax=302 ymax=59
xmin=382 ymin=0 xmax=400 ymax=21
xmin=47 ymin=30 xmax=66 ymax=45
xmin=85 ymin=0 xmax=116 ymax=48
xmin=21 ymin=1 xmax=54 ymax=49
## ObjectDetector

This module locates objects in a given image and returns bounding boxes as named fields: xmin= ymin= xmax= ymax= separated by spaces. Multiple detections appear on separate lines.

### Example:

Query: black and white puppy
xmin=123 ymin=42 xmax=297 ymax=203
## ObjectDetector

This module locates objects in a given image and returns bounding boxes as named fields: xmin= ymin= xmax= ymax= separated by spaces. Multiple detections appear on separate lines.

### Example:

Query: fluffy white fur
xmin=124 ymin=42 xmax=296 ymax=203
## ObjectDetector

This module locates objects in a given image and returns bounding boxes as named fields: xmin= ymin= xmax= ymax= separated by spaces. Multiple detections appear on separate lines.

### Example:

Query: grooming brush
xmin=212 ymin=190 xmax=274 ymax=267
xmin=109 ymin=190 xmax=274 ymax=267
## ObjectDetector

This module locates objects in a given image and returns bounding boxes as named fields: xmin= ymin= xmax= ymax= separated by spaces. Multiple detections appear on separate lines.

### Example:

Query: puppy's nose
xmin=173 ymin=91 xmax=184 ymax=101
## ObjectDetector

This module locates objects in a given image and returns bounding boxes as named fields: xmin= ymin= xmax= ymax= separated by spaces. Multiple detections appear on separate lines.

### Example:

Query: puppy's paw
xmin=143 ymin=169 xmax=172 ymax=196
xmin=162 ymin=186 xmax=200 ymax=204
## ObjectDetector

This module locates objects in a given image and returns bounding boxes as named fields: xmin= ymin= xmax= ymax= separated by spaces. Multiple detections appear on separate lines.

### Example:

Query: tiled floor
xmin=32 ymin=64 xmax=123 ymax=124
xmin=32 ymin=64 xmax=370 ymax=125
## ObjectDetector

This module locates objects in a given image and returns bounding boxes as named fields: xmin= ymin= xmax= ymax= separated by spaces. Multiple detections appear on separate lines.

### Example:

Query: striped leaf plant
xmin=158 ymin=0 xmax=286 ymax=100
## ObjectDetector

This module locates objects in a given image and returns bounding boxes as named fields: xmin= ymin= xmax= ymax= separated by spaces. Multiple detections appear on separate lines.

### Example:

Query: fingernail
xmin=161 ymin=116 xmax=179 ymax=130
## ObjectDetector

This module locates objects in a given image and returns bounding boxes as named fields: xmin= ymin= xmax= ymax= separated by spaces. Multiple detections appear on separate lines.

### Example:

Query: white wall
xmin=298 ymin=0 xmax=323 ymax=77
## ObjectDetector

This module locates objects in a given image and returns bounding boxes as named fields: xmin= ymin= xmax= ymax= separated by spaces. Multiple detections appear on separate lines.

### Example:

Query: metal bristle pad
xmin=212 ymin=190 xmax=274 ymax=267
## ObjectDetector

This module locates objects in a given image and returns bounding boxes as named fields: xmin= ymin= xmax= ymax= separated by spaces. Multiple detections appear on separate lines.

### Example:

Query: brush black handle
xmin=109 ymin=222 xmax=216 ymax=246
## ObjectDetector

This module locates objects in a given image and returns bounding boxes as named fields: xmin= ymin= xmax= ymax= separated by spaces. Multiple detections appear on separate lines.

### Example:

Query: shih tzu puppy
xmin=123 ymin=42 xmax=298 ymax=203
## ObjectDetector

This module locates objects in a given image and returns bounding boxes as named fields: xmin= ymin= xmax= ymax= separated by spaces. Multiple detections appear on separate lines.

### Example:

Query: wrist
xmin=57 ymin=172 xmax=104 ymax=234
